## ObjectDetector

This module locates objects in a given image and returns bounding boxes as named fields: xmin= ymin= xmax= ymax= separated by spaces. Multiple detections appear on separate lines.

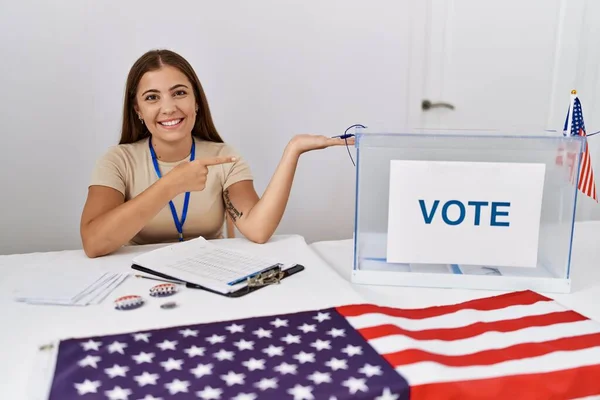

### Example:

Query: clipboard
xmin=131 ymin=263 xmax=305 ymax=298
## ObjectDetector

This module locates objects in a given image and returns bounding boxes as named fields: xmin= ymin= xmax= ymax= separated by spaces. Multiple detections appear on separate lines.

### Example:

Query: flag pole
xmin=567 ymin=90 xmax=578 ymax=187
xmin=566 ymin=89 xmax=576 ymax=136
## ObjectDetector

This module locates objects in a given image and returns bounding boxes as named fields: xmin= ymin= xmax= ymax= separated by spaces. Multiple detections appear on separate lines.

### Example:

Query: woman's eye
xmin=145 ymin=95 xmax=157 ymax=101
xmin=174 ymin=90 xmax=187 ymax=96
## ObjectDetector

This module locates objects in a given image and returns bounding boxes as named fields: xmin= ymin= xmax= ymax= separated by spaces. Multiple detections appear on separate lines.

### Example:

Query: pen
xmin=332 ymin=133 xmax=355 ymax=139
xmin=134 ymin=274 xmax=185 ymax=285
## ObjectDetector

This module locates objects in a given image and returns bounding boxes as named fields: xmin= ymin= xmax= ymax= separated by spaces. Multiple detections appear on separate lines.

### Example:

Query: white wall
xmin=0 ymin=0 xmax=598 ymax=255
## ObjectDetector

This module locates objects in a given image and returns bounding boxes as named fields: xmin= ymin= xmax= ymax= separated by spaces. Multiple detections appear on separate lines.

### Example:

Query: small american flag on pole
xmin=44 ymin=290 xmax=600 ymax=399
xmin=563 ymin=90 xmax=598 ymax=202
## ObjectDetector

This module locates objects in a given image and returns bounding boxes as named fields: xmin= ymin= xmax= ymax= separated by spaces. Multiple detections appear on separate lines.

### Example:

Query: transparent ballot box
xmin=351 ymin=131 xmax=585 ymax=293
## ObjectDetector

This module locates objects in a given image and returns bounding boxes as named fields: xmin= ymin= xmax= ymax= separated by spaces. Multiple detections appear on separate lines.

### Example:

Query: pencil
xmin=134 ymin=274 xmax=185 ymax=285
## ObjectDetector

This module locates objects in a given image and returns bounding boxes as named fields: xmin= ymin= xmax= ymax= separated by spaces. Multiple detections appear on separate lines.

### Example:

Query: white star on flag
xmin=78 ymin=355 xmax=101 ymax=368
xmin=326 ymin=328 xmax=345 ymax=338
xmin=281 ymin=334 xmax=301 ymax=344
xmin=81 ymin=340 xmax=102 ymax=351
xmin=298 ymin=323 xmax=317 ymax=333
xmin=165 ymin=378 xmax=190 ymax=394
xmin=191 ymin=363 xmax=213 ymax=378
xmin=233 ymin=339 xmax=254 ymax=351
xmin=287 ymin=384 xmax=314 ymax=400
xmin=225 ymin=323 xmax=245 ymax=333
xmin=307 ymin=371 xmax=332 ymax=385
xmin=359 ymin=363 xmax=383 ymax=377
xmin=342 ymin=376 xmax=368 ymax=394
xmin=262 ymin=344 xmax=284 ymax=357
xmin=196 ymin=385 xmax=222 ymax=399
xmin=341 ymin=344 xmax=363 ymax=357
xmin=274 ymin=362 xmax=297 ymax=375
xmin=107 ymin=341 xmax=127 ymax=354
xmin=159 ymin=358 xmax=183 ymax=371
xmin=184 ymin=345 xmax=205 ymax=357
xmin=242 ymin=358 xmax=266 ymax=371
xmin=313 ymin=312 xmax=331 ymax=323
xmin=270 ymin=318 xmax=288 ymax=328
xmin=132 ymin=333 xmax=151 ymax=342
xmin=293 ymin=351 xmax=315 ymax=364
xmin=252 ymin=327 xmax=272 ymax=338
xmin=131 ymin=351 xmax=154 ymax=364
xmin=156 ymin=340 xmax=177 ymax=351
xmin=104 ymin=364 xmax=129 ymax=378
xmin=133 ymin=371 xmax=159 ymax=387
xmin=179 ymin=328 xmax=199 ymax=337
xmin=104 ymin=385 xmax=131 ymax=400
xmin=254 ymin=377 xmax=278 ymax=390
xmin=213 ymin=349 xmax=235 ymax=361
xmin=325 ymin=357 xmax=347 ymax=371
xmin=310 ymin=339 xmax=331 ymax=351
xmin=220 ymin=371 xmax=245 ymax=386
xmin=206 ymin=334 xmax=226 ymax=344
xmin=74 ymin=379 xmax=101 ymax=394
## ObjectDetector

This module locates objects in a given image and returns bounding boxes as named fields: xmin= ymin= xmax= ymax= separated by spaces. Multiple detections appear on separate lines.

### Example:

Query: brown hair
xmin=119 ymin=49 xmax=224 ymax=144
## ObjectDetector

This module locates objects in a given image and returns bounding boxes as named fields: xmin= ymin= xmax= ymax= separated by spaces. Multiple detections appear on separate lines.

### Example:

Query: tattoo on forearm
xmin=223 ymin=189 xmax=243 ymax=221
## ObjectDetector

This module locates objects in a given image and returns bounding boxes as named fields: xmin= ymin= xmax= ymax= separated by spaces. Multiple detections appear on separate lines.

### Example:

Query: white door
xmin=405 ymin=0 xmax=600 ymax=221
xmin=406 ymin=0 xmax=589 ymax=134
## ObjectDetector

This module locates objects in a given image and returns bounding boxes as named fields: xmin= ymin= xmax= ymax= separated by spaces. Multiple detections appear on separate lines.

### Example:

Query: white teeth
xmin=160 ymin=119 xmax=182 ymax=126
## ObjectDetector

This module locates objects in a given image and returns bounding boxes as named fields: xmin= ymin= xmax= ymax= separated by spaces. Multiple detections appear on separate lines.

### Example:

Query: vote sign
xmin=386 ymin=160 xmax=546 ymax=268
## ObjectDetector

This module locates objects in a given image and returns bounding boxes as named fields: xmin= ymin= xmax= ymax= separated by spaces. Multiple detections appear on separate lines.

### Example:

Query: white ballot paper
xmin=13 ymin=270 xmax=129 ymax=306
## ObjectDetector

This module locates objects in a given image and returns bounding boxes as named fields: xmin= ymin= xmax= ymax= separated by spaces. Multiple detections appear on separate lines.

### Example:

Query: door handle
xmin=422 ymin=99 xmax=455 ymax=111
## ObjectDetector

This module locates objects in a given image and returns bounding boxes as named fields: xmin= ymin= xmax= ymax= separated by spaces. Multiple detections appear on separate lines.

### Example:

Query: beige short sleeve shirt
xmin=89 ymin=137 xmax=253 ymax=245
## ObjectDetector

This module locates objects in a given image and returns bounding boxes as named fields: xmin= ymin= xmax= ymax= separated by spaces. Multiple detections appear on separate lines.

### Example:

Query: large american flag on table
xmin=47 ymin=290 xmax=600 ymax=399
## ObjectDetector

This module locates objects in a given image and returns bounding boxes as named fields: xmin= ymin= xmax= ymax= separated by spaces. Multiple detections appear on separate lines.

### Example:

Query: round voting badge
xmin=150 ymin=283 xmax=177 ymax=297
xmin=114 ymin=295 xmax=144 ymax=310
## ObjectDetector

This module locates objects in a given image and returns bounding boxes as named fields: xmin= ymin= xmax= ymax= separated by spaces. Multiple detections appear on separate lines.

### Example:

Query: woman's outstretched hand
xmin=287 ymin=134 xmax=356 ymax=156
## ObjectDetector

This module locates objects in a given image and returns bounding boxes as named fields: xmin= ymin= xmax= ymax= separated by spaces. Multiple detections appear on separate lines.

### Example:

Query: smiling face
xmin=134 ymin=65 xmax=198 ymax=144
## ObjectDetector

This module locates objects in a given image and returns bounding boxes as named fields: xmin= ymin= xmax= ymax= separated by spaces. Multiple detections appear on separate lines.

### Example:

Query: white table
xmin=4 ymin=226 xmax=600 ymax=399
xmin=0 ymin=235 xmax=364 ymax=400
xmin=309 ymin=221 xmax=600 ymax=322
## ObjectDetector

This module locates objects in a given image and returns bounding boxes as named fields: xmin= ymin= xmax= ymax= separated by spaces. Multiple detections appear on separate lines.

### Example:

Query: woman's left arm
xmin=223 ymin=134 xmax=353 ymax=243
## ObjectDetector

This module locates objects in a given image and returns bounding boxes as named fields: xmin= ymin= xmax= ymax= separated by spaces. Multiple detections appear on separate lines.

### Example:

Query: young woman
xmin=80 ymin=49 xmax=352 ymax=258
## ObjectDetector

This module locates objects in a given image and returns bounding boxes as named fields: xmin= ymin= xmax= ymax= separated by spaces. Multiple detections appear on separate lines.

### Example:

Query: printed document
xmin=131 ymin=237 xmax=291 ymax=294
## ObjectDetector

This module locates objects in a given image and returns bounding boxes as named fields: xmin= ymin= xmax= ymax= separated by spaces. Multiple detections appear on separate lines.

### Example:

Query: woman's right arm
xmin=80 ymin=178 xmax=179 ymax=258
xmin=80 ymin=155 xmax=235 ymax=258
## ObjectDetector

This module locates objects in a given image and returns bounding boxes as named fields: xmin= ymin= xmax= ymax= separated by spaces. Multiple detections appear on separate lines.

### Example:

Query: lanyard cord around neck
xmin=148 ymin=137 xmax=195 ymax=241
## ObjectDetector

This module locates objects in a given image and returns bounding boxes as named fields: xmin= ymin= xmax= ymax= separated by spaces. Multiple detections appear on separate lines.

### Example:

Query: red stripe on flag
xmin=409 ymin=363 xmax=600 ymax=400
xmin=358 ymin=310 xmax=585 ymax=341
xmin=576 ymin=130 xmax=597 ymax=201
xmin=384 ymin=331 xmax=600 ymax=368
xmin=336 ymin=290 xmax=550 ymax=319
xmin=579 ymin=145 xmax=597 ymax=201
xmin=580 ymin=147 xmax=589 ymax=185
xmin=340 ymin=290 xmax=600 ymax=398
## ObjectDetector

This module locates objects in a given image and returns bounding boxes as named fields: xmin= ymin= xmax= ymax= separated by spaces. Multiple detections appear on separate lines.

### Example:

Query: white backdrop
xmin=0 ymin=0 xmax=598 ymax=255
xmin=0 ymin=0 xmax=415 ymax=254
